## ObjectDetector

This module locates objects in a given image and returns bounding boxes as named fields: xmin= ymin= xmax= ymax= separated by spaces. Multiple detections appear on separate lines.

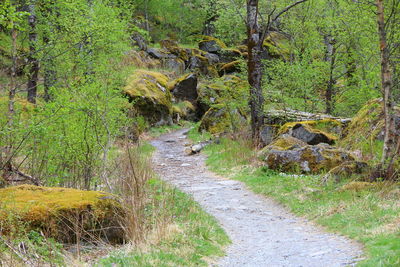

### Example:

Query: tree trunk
xmin=247 ymin=0 xmax=264 ymax=145
xmin=27 ymin=1 xmax=39 ymax=104
xmin=377 ymin=0 xmax=397 ymax=179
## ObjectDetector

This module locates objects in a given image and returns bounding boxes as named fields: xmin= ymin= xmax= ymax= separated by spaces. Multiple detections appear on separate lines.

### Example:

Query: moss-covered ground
xmin=188 ymin=125 xmax=400 ymax=267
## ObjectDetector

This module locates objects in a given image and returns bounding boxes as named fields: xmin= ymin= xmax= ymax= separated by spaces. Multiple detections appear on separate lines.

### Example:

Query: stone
xmin=205 ymin=53 xmax=220 ymax=65
xmin=162 ymin=58 xmax=185 ymax=74
xmin=171 ymin=73 xmax=198 ymax=103
xmin=0 ymin=185 xmax=125 ymax=244
xmin=260 ymin=125 xmax=278 ymax=146
xmin=199 ymin=106 xmax=247 ymax=134
xmin=124 ymin=69 xmax=172 ymax=125
xmin=291 ymin=124 xmax=335 ymax=145
xmin=259 ymin=136 xmax=356 ymax=174
xmin=199 ymin=40 xmax=221 ymax=53
xmin=146 ymin=48 xmax=176 ymax=59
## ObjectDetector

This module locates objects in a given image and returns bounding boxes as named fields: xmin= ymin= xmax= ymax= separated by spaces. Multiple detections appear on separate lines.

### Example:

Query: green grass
xmin=98 ymin=183 xmax=229 ymax=266
xmin=98 ymin=139 xmax=230 ymax=266
xmin=187 ymin=127 xmax=400 ymax=267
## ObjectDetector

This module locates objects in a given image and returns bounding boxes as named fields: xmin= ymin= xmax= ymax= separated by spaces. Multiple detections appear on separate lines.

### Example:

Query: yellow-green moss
xmin=198 ymin=35 xmax=227 ymax=49
xmin=167 ymin=73 xmax=192 ymax=90
xmin=268 ymin=135 xmax=307 ymax=151
xmin=124 ymin=69 xmax=172 ymax=109
xmin=220 ymin=60 xmax=241 ymax=72
xmin=172 ymin=101 xmax=195 ymax=117
xmin=279 ymin=119 xmax=341 ymax=141
xmin=0 ymin=185 xmax=123 ymax=243
xmin=338 ymin=98 xmax=396 ymax=163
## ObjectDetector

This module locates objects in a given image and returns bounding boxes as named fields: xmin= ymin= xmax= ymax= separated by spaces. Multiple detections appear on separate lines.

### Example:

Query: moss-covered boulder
xmin=199 ymin=105 xmax=247 ymax=134
xmin=259 ymin=135 xmax=355 ymax=173
xmin=0 ymin=185 xmax=124 ymax=244
xmin=218 ymin=48 xmax=243 ymax=63
xmin=124 ymin=69 xmax=172 ymax=125
xmin=169 ymin=73 xmax=198 ymax=103
xmin=219 ymin=60 xmax=241 ymax=75
xmin=198 ymin=36 xmax=227 ymax=53
xmin=322 ymin=161 xmax=369 ymax=183
xmin=278 ymin=120 xmax=339 ymax=145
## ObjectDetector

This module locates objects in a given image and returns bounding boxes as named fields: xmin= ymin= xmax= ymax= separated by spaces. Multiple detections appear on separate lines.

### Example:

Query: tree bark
xmin=27 ymin=1 xmax=39 ymax=104
xmin=376 ymin=0 xmax=397 ymax=179
xmin=247 ymin=0 xmax=264 ymax=145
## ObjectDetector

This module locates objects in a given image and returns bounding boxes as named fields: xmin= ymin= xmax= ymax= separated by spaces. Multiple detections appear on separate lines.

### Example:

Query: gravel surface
xmin=151 ymin=129 xmax=363 ymax=267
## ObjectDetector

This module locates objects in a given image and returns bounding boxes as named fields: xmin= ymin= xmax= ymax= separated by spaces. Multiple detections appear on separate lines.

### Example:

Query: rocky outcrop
xmin=198 ymin=36 xmax=226 ymax=53
xmin=259 ymin=135 xmax=355 ymax=173
xmin=170 ymin=73 xmax=198 ymax=103
xmin=279 ymin=122 xmax=338 ymax=145
xmin=124 ymin=69 xmax=172 ymax=125
xmin=199 ymin=105 xmax=247 ymax=134
xmin=0 ymin=185 xmax=125 ymax=244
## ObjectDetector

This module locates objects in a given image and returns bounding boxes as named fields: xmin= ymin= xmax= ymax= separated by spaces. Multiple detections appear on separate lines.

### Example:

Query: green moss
xmin=220 ymin=60 xmax=241 ymax=72
xmin=167 ymin=73 xmax=192 ymax=90
xmin=338 ymin=98 xmax=396 ymax=164
xmin=172 ymin=101 xmax=195 ymax=116
xmin=124 ymin=69 xmax=172 ymax=110
xmin=279 ymin=119 xmax=341 ymax=138
xmin=267 ymin=135 xmax=306 ymax=151
xmin=0 ymin=185 xmax=123 ymax=243
xmin=198 ymin=35 xmax=227 ymax=49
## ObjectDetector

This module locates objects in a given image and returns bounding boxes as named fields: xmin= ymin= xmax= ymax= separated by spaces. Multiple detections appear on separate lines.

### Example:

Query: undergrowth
xmin=98 ymin=140 xmax=229 ymax=266
xmin=188 ymin=127 xmax=400 ymax=267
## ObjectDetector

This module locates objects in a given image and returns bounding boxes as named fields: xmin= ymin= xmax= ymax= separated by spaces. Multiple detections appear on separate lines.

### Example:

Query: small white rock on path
xmin=150 ymin=129 xmax=363 ymax=267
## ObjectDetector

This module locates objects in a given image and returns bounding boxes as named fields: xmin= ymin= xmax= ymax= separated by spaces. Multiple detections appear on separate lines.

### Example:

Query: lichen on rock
xmin=259 ymin=135 xmax=356 ymax=174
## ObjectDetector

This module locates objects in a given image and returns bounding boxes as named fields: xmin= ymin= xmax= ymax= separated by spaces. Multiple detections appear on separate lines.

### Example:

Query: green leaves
xmin=0 ymin=0 xmax=29 ymax=30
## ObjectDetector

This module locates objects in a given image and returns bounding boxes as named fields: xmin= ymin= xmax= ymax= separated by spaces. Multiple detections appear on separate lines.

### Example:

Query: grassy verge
xmin=188 ymin=127 xmax=400 ymax=267
xmin=98 ymin=141 xmax=229 ymax=267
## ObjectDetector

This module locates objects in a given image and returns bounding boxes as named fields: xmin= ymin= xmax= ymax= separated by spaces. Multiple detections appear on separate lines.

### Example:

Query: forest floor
xmin=151 ymin=128 xmax=363 ymax=267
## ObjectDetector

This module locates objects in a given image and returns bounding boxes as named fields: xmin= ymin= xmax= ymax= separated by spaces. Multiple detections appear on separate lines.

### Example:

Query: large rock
xmin=0 ymin=185 xmax=124 ymax=244
xmin=170 ymin=73 xmax=198 ymax=103
xmin=124 ymin=69 xmax=172 ymax=125
xmin=259 ymin=125 xmax=279 ymax=146
xmin=162 ymin=58 xmax=185 ymax=74
xmin=219 ymin=60 xmax=241 ymax=75
xmin=198 ymin=36 xmax=226 ymax=53
xmin=146 ymin=48 xmax=176 ymax=59
xmin=199 ymin=105 xmax=247 ymax=134
xmin=218 ymin=48 xmax=243 ymax=63
xmin=259 ymin=136 xmax=355 ymax=173
xmin=279 ymin=119 xmax=342 ymax=145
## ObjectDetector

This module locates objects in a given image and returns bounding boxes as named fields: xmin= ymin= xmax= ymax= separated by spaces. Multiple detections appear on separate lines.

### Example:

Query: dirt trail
xmin=151 ymin=129 xmax=363 ymax=267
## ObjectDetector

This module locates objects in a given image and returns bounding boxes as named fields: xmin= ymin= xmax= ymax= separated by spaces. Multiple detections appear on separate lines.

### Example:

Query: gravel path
xmin=150 ymin=129 xmax=363 ymax=267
